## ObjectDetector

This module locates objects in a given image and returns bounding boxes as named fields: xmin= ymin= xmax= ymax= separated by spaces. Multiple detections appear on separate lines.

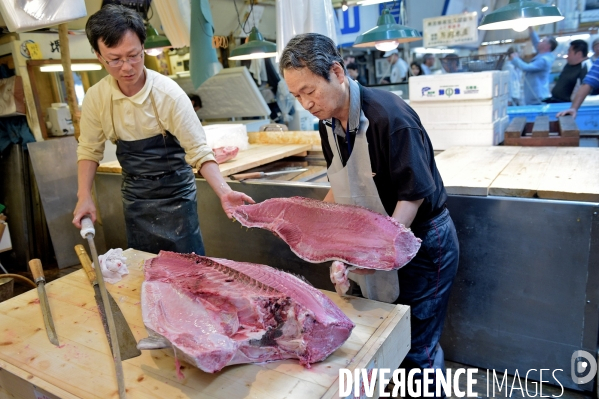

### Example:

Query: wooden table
xmin=435 ymin=146 xmax=599 ymax=202
xmin=0 ymin=250 xmax=410 ymax=399
xmin=97 ymin=144 xmax=312 ymax=177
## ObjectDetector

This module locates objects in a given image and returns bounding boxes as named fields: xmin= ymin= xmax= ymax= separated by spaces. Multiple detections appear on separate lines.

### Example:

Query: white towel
xmin=93 ymin=248 xmax=129 ymax=285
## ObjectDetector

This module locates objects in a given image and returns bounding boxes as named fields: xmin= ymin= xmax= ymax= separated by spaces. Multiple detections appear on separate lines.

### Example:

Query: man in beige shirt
xmin=73 ymin=4 xmax=253 ymax=254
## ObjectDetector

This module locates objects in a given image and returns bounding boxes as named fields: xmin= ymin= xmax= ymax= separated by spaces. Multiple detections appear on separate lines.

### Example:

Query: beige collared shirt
xmin=77 ymin=68 xmax=215 ymax=168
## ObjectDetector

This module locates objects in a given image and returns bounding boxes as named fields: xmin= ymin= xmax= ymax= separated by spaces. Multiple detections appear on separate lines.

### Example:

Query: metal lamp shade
xmin=353 ymin=9 xmax=422 ymax=48
xmin=145 ymin=23 xmax=171 ymax=49
xmin=229 ymin=27 xmax=277 ymax=60
xmin=478 ymin=0 xmax=564 ymax=30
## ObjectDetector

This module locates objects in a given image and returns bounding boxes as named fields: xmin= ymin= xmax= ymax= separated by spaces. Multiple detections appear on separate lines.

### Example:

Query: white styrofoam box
xmin=409 ymin=71 xmax=509 ymax=102
xmin=0 ymin=0 xmax=86 ymax=33
xmin=411 ymin=94 xmax=508 ymax=125
xmin=202 ymin=124 xmax=249 ymax=151
xmin=423 ymin=116 xmax=509 ymax=150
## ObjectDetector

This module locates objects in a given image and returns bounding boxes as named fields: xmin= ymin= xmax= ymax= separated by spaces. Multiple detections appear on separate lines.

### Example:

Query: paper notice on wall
xmin=423 ymin=12 xmax=478 ymax=48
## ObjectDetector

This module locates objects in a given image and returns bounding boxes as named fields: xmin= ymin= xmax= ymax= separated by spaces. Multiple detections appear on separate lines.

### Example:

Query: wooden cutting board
xmin=0 ymin=249 xmax=410 ymax=399
xmin=435 ymin=146 xmax=599 ymax=202
xmin=97 ymin=144 xmax=312 ymax=177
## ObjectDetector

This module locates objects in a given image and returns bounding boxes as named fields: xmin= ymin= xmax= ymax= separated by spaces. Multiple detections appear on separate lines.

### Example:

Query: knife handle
xmin=29 ymin=259 xmax=45 ymax=284
xmin=230 ymin=172 xmax=264 ymax=180
xmin=74 ymin=244 xmax=97 ymax=285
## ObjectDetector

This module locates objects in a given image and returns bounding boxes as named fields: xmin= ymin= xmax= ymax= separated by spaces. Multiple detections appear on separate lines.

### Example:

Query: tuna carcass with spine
xmin=138 ymin=251 xmax=355 ymax=373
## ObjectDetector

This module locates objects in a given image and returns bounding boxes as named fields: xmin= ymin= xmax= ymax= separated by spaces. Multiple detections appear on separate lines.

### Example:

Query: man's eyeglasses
xmin=98 ymin=51 xmax=144 ymax=68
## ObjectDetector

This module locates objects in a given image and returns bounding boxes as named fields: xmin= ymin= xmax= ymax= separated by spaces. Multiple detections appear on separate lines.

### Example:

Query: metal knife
xmin=74 ymin=244 xmax=141 ymax=361
xmin=231 ymin=168 xmax=309 ymax=181
xmin=80 ymin=217 xmax=126 ymax=399
xmin=29 ymin=259 xmax=59 ymax=346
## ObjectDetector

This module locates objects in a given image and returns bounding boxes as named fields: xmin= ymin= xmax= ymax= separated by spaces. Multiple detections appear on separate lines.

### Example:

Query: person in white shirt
xmin=73 ymin=4 xmax=254 ymax=254
xmin=380 ymin=49 xmax=408 ymax=84
xmin=421 ymin=53 xmax=435 ymax=75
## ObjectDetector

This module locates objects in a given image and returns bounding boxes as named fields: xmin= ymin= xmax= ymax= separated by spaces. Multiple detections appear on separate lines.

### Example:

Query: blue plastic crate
xmin=507 ymin=102 xmax=599 ymax=131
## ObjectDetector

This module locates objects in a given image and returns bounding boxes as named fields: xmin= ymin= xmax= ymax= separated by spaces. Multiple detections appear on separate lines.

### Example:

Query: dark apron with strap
xmin=112 ymin=91 xmax=205 ymax=255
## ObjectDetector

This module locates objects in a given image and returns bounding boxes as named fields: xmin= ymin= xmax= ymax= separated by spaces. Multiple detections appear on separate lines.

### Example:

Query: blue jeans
xmin=396 ymin=208 xmax=459 ymax=398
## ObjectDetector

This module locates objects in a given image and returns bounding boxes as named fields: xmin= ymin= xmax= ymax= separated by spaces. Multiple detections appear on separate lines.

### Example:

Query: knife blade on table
xmin=79 ymin=216 xmax=126 ymax=399
xmin=28 ymin=259 xmax=59 ymax=346
xmin=230 ymin=168 xmax=309 ymax=181
xmin=74 ymin=244 xmax=141 ymax=361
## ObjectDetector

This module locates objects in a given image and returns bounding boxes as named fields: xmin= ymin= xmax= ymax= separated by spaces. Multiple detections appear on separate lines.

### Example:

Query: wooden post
xmin=58 ymin=23 xmax=81 ymax=140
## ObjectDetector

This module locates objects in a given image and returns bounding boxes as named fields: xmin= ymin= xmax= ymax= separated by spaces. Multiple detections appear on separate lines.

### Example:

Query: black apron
xmin=112 ymin=91 xmax=205 ymax=255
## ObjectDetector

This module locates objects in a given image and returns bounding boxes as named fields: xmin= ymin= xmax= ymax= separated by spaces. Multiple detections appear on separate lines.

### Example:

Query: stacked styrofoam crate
xmin=408 ymin=71 xmax=510 ymax=150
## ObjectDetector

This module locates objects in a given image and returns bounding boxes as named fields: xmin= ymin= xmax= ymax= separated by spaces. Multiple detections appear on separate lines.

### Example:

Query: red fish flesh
xmin=232 ymin=197 xmax=421 ymax=270
xmin=139 ymin=251 xmax=355 ymax=373
xmin=213 ymin=146 xmax=239 ymax=164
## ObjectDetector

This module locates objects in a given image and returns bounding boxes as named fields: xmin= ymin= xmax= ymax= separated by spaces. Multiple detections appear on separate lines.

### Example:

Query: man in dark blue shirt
xmin=280 ymin=33 xmax=459 ymax=398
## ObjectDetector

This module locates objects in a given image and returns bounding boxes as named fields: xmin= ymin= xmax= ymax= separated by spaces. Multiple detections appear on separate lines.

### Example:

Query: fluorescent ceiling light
xmin=229 ymin=27 xmax=277 ymax=60
xmin=478 ymin=0 xmax=564 ymax=32
xmin=353 ymin=9 xmax=421 ymax=49
xmin=40 ymin=64 xmax=102 ymax=72
xmin=145 ymin=23 xmax=171 ymax=56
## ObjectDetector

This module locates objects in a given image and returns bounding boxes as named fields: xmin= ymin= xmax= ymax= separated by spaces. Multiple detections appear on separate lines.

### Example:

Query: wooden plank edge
xmin=488 ymin=187 xmax=538 ymax=198
xmin=0 ymin=359 xmax=79 ymax=399
xmin=445 ymin=186 xmax=490 ymax=196
xmin=321 ymin=305 xmax=410 ymax=399
xmin=504 ymin=137 xmax=579 ymax=147
xmin=536 ymin=191 xmax=599 ymax=203
xmin=218 ymin=144 xmax=312 ymax=177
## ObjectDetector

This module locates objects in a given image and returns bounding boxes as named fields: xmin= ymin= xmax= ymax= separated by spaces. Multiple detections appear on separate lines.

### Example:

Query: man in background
xmin=346 ymin=63 xmax=367 ymax=86
xmin=504 ymin=47 xmax=522 ymax=106
xmin=380 ymin=49 xmax=408 ymax=84
xmin=557 ymin=56 xmax=599 ymax=118
xmin=591 ymin=38 xmax=599 ymax=63
xmin=421 ymin=53 xmax=435 ymax=75
xmin=440 ymin=53 xmax=461 ymax=73
xmin=544 ymin=40 xmax=590 ymax=103
xmin=510 ymin=27 xmax=557 ymax=105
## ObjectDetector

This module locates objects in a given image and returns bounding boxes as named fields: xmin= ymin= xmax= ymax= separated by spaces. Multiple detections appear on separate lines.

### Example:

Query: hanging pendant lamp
xmin=229 ymin=27 xmax=277 ymax=60
xmin=353 ymin=9 xmax=421 ymax=51
xmin=478 ymin=0 xmax=564 ymax=32
xmin=145 ymin=22 xmax=171 ymax=56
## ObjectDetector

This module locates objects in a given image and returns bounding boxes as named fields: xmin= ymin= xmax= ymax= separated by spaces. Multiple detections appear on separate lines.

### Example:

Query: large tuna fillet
xmin=232 ymin=197 xmax=421 ymax=270
xmin=139 ymin=251 xmax=354 ymax=373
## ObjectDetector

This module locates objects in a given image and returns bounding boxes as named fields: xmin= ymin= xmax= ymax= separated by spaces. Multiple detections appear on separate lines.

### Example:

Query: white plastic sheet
xmin=0 ymin=0 xmax=86 ymax=33
xmin=152 ymin=0 xmax=191 ymax=48
xmin=276 ymin=0 xmax=337 ymax=60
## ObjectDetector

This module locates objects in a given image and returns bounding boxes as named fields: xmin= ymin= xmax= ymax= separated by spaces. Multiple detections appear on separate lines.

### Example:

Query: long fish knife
xmin=80 ymin=217 xmax=126 ymax=399
xmin=28 ymin=259 xmax=59 ymax=346
xmin=74 ymin=245 xmax=141 ymax=361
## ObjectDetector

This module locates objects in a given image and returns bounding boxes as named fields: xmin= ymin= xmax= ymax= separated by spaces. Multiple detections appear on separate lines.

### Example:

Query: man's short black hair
xmin=188 ymin=93 xmax=202 ymax=109
xmin=346 ymin=63 xmax=359 ymax=72
xmin=570 ymin=39 xmax=588 ymax=56
xmin=279 ymin=33 xmax=345 ymax=81
xmin=85 ymin=4 xmax=146 ymax=54
xmin=547 ymin=36 xmax=558 ymax=52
